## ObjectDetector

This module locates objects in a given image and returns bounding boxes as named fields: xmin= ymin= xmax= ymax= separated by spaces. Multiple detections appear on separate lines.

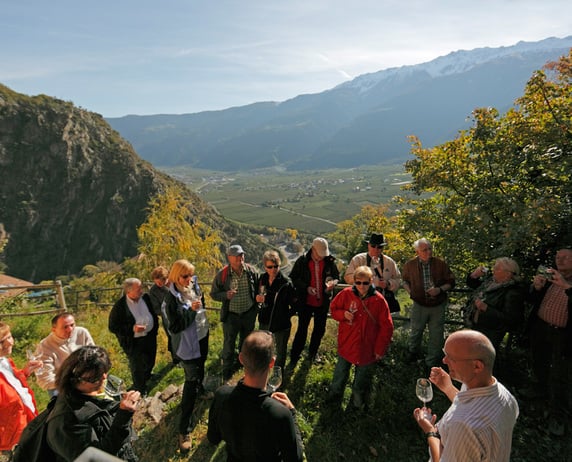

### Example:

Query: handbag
xmin=382 ymin=288 xmax=401 ymax=313
xmin=373 ymin=259 xmax=401 ymax=313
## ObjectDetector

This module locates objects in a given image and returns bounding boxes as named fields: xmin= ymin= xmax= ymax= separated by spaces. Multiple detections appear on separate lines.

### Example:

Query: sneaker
xmin=310 ymin=353 xmax=324 ymax=365
xmin=178 ymin=433 xmax=192 ymax=452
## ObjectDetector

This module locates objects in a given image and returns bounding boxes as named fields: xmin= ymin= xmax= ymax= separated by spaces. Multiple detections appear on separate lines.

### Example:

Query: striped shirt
xmin=436 ymin=379 xmax=519 ymax=462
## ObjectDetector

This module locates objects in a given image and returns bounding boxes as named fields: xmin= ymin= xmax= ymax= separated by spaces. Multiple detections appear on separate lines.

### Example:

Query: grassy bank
xmin=5 ymin=299 xmax=571 ymax=461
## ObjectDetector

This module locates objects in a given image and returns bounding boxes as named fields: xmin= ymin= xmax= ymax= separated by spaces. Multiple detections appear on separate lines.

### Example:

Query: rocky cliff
xmin=0 ymin=84 xmax=234 ymax=282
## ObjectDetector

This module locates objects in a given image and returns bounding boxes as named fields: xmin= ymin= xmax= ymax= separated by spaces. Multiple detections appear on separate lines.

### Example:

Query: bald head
xmin=445 ymin=329 xmax=496 ymax=372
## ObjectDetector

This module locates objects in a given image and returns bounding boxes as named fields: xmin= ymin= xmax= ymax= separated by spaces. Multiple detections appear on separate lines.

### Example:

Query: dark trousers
xmin=530 ymin=316 xmax=571 ymax=412
xmin=179 ymin=333 xmax=209 ymax=435
xmin=222 ymin=308 xmax=257 ymax=380
xmin=290 ymin=304 xmax=328 ymax=361
xmin=127 ymin=335 xmax=157 ymax=393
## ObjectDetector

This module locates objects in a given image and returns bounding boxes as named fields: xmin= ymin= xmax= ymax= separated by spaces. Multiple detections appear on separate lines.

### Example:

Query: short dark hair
xmin=51 ymin=312 xmax=74 ymax=327
xmin=56 ymin=346 xmax=111 ymax=396
xmin=240 ymin=331 xmax=275 ymax=375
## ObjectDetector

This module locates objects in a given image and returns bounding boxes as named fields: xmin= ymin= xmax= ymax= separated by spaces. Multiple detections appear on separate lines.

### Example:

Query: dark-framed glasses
xmin=265 ymin=265 xmax=279 ymax=269
xmin=354 ymin=281 xmax=371 ymax=286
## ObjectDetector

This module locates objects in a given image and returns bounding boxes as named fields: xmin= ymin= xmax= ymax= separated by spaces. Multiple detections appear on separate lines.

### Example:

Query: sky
xmin=1 ymin=1 xmax=571 ymax=118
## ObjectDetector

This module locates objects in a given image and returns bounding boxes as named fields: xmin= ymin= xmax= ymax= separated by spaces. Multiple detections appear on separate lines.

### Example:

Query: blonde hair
xmin=354 ymin=266 xmax=373 ymax=281
xmin=0 ymin=322 xmax=10 ymax=340
xmin=168 ymin=259 xmax=195 ymax=287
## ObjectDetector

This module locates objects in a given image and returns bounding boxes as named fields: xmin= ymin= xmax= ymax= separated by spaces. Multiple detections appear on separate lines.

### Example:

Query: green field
xmin=161 ymin=165 xmax=412 ymax=234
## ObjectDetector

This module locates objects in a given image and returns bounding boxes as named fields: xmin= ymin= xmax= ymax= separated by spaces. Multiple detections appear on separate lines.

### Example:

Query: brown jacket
xmin=402 ymin=256 xmax=455 ymax=307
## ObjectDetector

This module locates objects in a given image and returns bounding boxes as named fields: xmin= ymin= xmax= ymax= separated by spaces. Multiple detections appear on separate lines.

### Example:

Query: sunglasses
xmin=265 ymin=265 xmax=279 ymax=269
xmin=78 ymin=374 xmax=104 ymax=384
xmin=180 ymin=274 xmax=192 ymax=279
xmin=354 ymin=281 xmax=371 ymax=286
xmin=370 ymin=245 xmax=385 ymax=249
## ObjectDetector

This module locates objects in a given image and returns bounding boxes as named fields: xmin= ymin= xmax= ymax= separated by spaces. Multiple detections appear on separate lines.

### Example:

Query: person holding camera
xmin=465 ymin=258 xmax=526 ymax=354
xmin=526 ymin=247 xmax=572 ymax=436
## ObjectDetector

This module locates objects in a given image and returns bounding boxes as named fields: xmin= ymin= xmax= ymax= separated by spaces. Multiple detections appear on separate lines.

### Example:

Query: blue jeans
xmin=222 ymin=308 xmax=257 ymax=379
xmin=408 ymin=300 xmax=446 ymax=367
xmin=330 ymin=355 xmax=375 ymax=403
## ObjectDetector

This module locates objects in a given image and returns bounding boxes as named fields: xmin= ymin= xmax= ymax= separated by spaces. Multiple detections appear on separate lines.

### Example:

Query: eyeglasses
xmin=354 ymin=281 xmax=371 ymax=286
xmin=78 ymin=374 xmax=105 ymax=384
xmin=442 ymin=348 xmax=480 ymax=362
xmin=370 ymin=245 xmax=384 ymax=249
xmin=265 ymin=265 xmax=279 ymax=269
xmin=180 ymin=274 xmax=192 ymax=279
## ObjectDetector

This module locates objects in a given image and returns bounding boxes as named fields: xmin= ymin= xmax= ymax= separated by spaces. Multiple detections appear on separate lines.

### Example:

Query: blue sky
xmin=1 ymin=0 xmax=570 ymax=117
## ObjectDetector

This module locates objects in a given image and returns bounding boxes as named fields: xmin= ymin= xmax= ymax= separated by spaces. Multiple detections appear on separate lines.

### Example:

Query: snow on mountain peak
xmin=338 ymin=36 xmax=572 ymax=94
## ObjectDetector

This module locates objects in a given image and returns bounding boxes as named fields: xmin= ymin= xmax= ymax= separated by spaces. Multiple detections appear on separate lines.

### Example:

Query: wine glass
xmin=192 ymin=294 xmax=205 ymax=314
xmin=267 ymin=366 xmax=282 ymax=392
xmin=105 ymin=374 xmax=126 ymax=398
xmin=348 ymin=300 xmax=358 ymax=325
xmin=258 ymin=285 xmax=267 ymax=306
xmin=416 ymin=378 xmax=433 ymax=419
xmin=26 ymin=348 xmax=44 ymax=373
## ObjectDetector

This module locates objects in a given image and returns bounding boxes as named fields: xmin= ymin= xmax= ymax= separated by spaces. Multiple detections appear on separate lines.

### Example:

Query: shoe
xmin=351 ymin=392 xmax=365 ymax=410
xmin=548 ymin=416 xmax=566 ymax=436
xmin=178 ymin=433 xmax=192 ymax=452
xmin=406 ymin=352 xmax=419 ymax=363
xmin=310 ymin=353 xmax=324 ymax=365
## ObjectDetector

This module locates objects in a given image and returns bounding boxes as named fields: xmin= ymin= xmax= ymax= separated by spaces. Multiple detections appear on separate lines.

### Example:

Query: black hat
xmin=365 ymin=233 xmax=388 ymax=247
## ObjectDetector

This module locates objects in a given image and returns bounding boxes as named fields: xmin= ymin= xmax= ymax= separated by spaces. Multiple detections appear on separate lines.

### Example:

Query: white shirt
xmin=0 ymin=356 xmax=36 ymax=414
xmin=436 ymin=379 xmax=519 ymax=462
xmin=126 ymin=296 xmax=154 ymax=338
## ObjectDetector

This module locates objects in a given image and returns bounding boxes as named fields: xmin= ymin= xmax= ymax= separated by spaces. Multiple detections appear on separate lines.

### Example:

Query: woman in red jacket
xmin=327 ymin=266 xmax=394 ymax=410
xmin=0 ymin=322 xmax=39 ymax=454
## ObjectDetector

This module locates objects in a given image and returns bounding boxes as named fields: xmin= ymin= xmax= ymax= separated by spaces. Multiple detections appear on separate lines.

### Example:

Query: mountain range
xmin=106 ymin=36 xmax=572 ymax=171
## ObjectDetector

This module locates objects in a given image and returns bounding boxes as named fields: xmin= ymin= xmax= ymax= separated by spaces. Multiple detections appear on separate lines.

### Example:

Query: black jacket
xmin=108 ymin=293 xmax=158 ymax=356
xmin=289 ymin=249 xmax=339 ymax=309
xmin=47 ymin=391 xmax=137 ymax=461
xmin=258 ymin=271 xmax=297 ymax=332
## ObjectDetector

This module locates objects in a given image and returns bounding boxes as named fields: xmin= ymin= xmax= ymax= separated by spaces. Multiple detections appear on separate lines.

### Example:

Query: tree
xmin=329 ymin=204 xmax=407 ymax=264
xmin=133 ymin=186 xmax=223 ymax=280
xmin=398 ymin=50 xmax=572 ymax=274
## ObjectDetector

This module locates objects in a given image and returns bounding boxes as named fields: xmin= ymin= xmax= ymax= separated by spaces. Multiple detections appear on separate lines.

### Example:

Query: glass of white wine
xmin=26 ymin=348 xmax=44 ymax=373
xmin=416 ymin=378 xmax=433 ymax=420
xmin=267 ymin=366 xmax=282 ymax=392
xmin=105 ymin=374 xmax=126 ymax=399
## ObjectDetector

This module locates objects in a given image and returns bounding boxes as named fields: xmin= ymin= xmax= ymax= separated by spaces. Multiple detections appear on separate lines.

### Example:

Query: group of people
xmin=1 ymin=236 xmax=570 ymax=461
xmin=0 ymin=319 xmax=140 ymax=461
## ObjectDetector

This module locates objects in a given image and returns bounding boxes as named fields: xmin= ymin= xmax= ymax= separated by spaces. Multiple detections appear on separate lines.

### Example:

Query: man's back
xmin=208 ymin=381 xmax=303 ymax=462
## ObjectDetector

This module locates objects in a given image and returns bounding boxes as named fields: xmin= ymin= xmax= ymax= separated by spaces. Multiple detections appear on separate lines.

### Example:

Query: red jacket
xmin=330 ymin=287 xmax=394 ymax=366
xmin=0 ymin=358 xmax=38 ymax=450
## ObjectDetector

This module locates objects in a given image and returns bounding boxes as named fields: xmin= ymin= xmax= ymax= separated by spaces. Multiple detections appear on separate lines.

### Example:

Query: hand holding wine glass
xmin=347 ymin=300 xmax=358 ymax=325
xmin=267 ymin=366 xmax=282 ymax=392
xmin=256 ymin=285 xmax=267 ymax=305
xmin=416 ymin=378 xmax=433 ymax=420
xmin=26 ymin=348 xmax=44 ymax=373
xmin=105 ymin=374 xmax=127 ymax=399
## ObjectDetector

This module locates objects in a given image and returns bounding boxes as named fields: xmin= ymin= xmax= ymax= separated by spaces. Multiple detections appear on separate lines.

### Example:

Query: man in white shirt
xmin=413 ymin=329 xmax=519 ymax=462
xmin=36 ymin=312 xmax=95 ymax=397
